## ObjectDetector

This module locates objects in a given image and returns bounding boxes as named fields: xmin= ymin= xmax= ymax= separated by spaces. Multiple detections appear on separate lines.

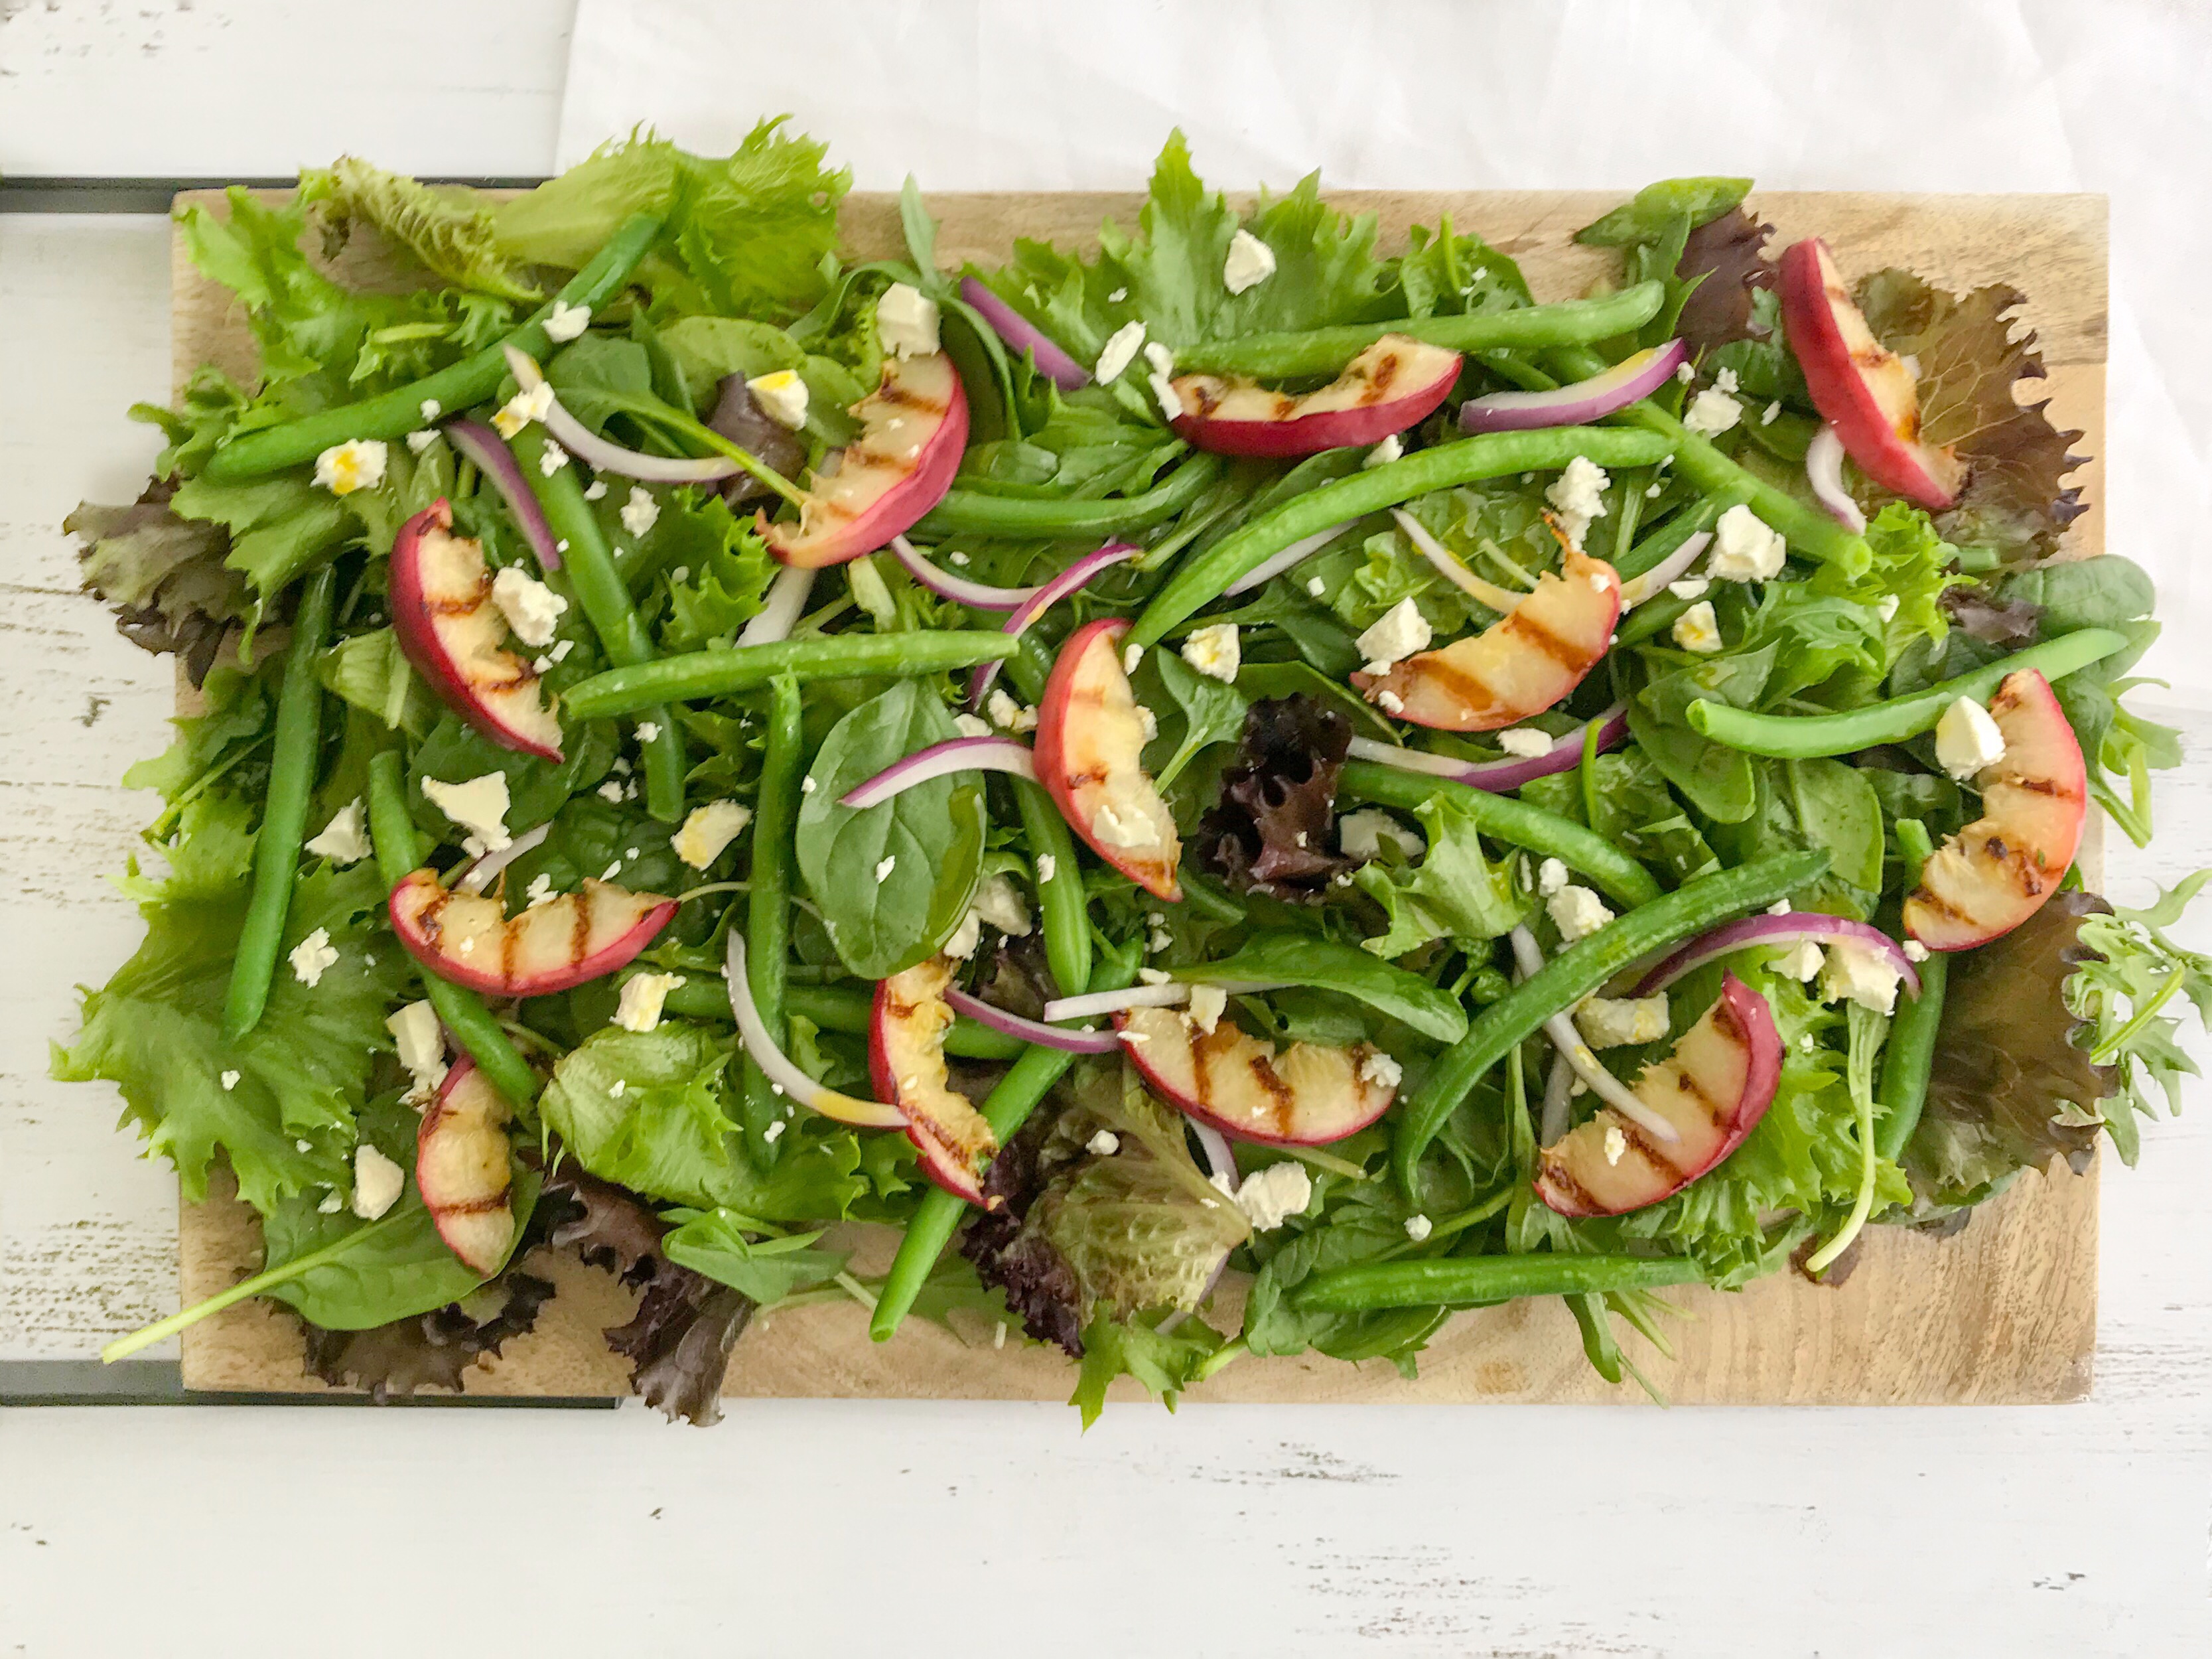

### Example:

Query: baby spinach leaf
xmin=660 ymin=1209 xmax=849 ymax=1305
xmin=1785 ymin=759 xmax=1884 ymax=893
xmin=797 ymin=681 xmax=987 ymax=979
xmin=1180 ymin=931 xmax=1468 ymax=1045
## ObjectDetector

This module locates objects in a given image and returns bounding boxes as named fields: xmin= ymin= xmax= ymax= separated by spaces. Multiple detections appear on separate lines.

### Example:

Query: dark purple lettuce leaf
xmin=1195 ymin=696 xmax=1357 ymax=901
xmin=1941 ymin=582 xmax=2043 ymax=645
xmin=1675 ymin=208 xmax=1776 ymax=358
xmin=301 ymin=1272 xmax=555 ymax=1401
xmin=66 ymin=478 xmax=247 ymax=687
xmin=961 ymin=1098 xmax=1089 ymax=1355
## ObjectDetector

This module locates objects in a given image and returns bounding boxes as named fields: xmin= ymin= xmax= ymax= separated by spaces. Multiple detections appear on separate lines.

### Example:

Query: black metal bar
xmin=0 ymin=176 xmax=549 ymax=214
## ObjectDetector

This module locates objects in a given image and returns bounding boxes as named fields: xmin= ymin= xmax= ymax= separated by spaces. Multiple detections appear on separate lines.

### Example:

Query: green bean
xmin=1614 ymin=486 xmax=1752 ymax=583
xmin=364 ymin=751 xmax=541 ymax=1108
xmin=914 ymin=451 xmax=1224 ymax=540
xmin=1131 ymin=427 xmax=1675 ymax=648
xmin=1392 ymin=849 xmax=1829 ymax=1190
xmin=223 ymin=567 xmax=337 ymax=1040
xmin=869 ymin=940 xmax=1142 ymax=1342
xmin=1338 ymin=760 xmax=1662 ymax=910
xmin=560 ymin=630 xmax=1018 ymax=719
xmin=200 ymin=212 xmax=664 ymax=483
xmin=1294 ymin=1251 xmax=1702 ymax=1312
xmin=1874 ymin=818 xmax=1947 ymax=1163
xmin=743 ymin=676 xmax=806 ymax=1128
xmin=655 ymin=979 xmax=1027 ymax=1060
xmin=1004 ymin=630 xmax=1056 ymax=705
xmin=1016 ymin=778 xmax=1092 ymax=997
xmin=1549 ymin=344 xmax=1871 ymax=577
xmin=1686 ymin=629 xmax=2130 ymax=758
xmin=508 ymin=425 xmax=687 ymax=820
xmin=1175 ymin=282 xmax=1667 ymax=380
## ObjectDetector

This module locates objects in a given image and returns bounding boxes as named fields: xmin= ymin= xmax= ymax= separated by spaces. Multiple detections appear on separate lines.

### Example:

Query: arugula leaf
xmin=796 ymin=681 xmax=987 ymax=979
xmin=2072 ymin=875 xmax=2212 ymax=1163
xmin=1180 ymin=931 xmax=1468 ymax=1045
xmin=300 ymin=157 xmax=541 ymax=302
xmin=661 ymin=1209 xmax=849 ymax=1305
xmin=1353 ymin=791 xmax=1526 ymax=958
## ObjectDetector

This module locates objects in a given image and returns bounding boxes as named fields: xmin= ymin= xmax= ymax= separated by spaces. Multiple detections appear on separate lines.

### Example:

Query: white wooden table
xmin=2 ymin=6 xmax=2208 ymax=1654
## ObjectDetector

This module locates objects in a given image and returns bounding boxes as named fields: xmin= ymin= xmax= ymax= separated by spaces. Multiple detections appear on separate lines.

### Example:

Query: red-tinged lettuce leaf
xmin=1941 ymin=581 xmax=2043 ymax=646
xmin=66 ymin=478 xmax=247 ymax=687
xmin=1675 ymin=207 xmax=1777 ymax=358
xmin=1854 ymin=271 xmax=2089 ymax=565
xmin=301 ymin=1273 xmax=555 ymax=1402
xmin=1195 ymin=695 xmax=1357 ymax=901
xmin=1911 ymin=891 xmax=2115 ymax=1204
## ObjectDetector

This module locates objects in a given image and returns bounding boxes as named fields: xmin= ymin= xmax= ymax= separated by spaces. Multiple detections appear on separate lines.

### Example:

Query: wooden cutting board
xmin=171 ymin=187 xmax=2107 ymax=1406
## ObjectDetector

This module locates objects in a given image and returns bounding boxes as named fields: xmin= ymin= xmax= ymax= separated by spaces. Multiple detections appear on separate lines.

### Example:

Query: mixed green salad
xmin=60 ymin=128 xmax=2208 ymax=1423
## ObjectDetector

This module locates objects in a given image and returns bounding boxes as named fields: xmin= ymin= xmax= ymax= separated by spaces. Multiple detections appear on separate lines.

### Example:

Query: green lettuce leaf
xmin=300 ymin=157 xmax=541 ymax=301
xmin=1354 ymin=791 xmax=1527 ymax=958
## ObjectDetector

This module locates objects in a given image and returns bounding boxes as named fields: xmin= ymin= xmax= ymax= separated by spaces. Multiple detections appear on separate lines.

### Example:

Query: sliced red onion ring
xmin=455 ymin=822 xmax=551 ymax=895
xmin=1630 ymin=913 xmax=1919 ymax=1001
xmin=738 ymin=564 xmax=815 ymax=647
xmin=504 ymin=344 xmax=740 ymax=485
xmin=889 ymin=534 xmax=1040 ymax=612
xmin=1223 ymin=520 xmax=1357 ymax=597
xmin=943 ymin=986 xmax=1121 ymax=1054
xmin=1805 ymin=423 xmax=1867 ymax=533
xmin=1392 ymin=510 xmax=1526 ymax=614
xmin=1188 ymin=1120 xmax=1240 ymax=1192
xmin=725 ymin=932 xmax=905 ymax=1127
xmin=1617 ymin=532 xmax=1713 ymax=609
xmin=1344 ymin=706 xmax=1627 ymax=795
xmin=1458 ymin=339 xmax=1688 ymax=433
xmin=967 ymin=540 xmax=1140 ymax=707
xmin=1507 ymin=926 xmax=1680 ymax=1145
xmin=841 ymin=736 xmax=1038 ymax=809
xmin=957 ymin=277 xmax=1090 ymax=390
xmin=447 ymin=419 xmax=563 ymax=571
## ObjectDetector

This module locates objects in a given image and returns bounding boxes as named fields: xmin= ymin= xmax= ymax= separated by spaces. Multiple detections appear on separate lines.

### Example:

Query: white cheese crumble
xmin=305 ymin=798 xmax=370 ymax=865
xmin=543 ymin=299 xmax=592 ymax=342
xmin=1935 ymin=695 xmax=2007 ymax=779
xmin=490 ymin=381 xmax=553 ymax=439
xmin=1236 ymin=1161 xmax=1313 ymax=1231
xmin=420 ymin=399 xmax=442 ymax=422
xmin=1575 ymin=995 xmax=1672 ymax=1048
xmin=313 ymin=439 xmax=387 ymax=496
xmin=941 ymin=908 xmax=985 ymax=960
xmin=874 ymin=855 xmax=898 ymax=883
xmin=1223 ymin=228 xmax=1278 ymax=294
xmin=1136 ymin=704 xmax=1159 ymax=743
xmin=1820 ymin=938 xmax=1903 ymax=1015
xmin=1495 ymin=727 xmax=1553 ymax=759
xmin=1671 ymin=599 xmax=1723 ymax=654
xmin=764 ymin=1119 xmax=786 ymax=1143
xmin=1096 ymin=319 xmax=1147 ymax=384
xmin=537 ymin=439 xmax=570 ymax=476
xmin=600 ymin=861 xmax=623 ymax=881
xmin=1762 ymin=399 xmax=1782 ymax=425
xmin=953 ymin=713 xmax=993 ymax=738
xmin=973 ymin=872 xmax=1032 ymax=937
xmin=876 ymin=281 xmax=941 ymax=356
xmin=1403 ymin=1213 xmax=1434 ymax=1243
xmin=671 ymin=800 xmax=752 ymax=869
xmin=1365 ymin=433 xmax=1403 ymax=469
xmin=612 ymin=972 xmax=686 ymax=1034
xmin=423 ymin=772 xmax=512 ymax=855
xmin=1713 ymin=367 xmax=1740 ymax=395
xmin=1359 ymin=1049 xmax=1404 ymax=1091
xmin=288 ymin=926 xmax=339 ymax=987
xmin=1903 ymin=939 xmax=1931 ymax=963
xmin=1667 ymin=576 xmax=1710 ymax=601
xmin=985 ymin=688 xmax=1039 ymax=733
xmin=388 ymin=1000 xmax=448 ymax=1099
xmin=1087 ymin=1129 xmax=1122 ymax=1157
xmin=350 ymin=1145 xmax=405 ymax=1221
xmin=490 ymin=565 xmax=568 ymax=647
xmin=1091 ymin=800 xmax=1156 ymax=849
xmin=620 ymin=485 xmax=660 ymax=540
xmin=1338 ymin=808 xmax=1424 ymax=862
xmin=1376 ymin=689 xmax=1405 ymax=716
xmin=1180 ymin=622 xmax=1241 ymax=683
xmin=1537 ymin=856 xmax=1569 ymax=896
xmin=1357 ymin=597 xmax=1432 ymax=675
xmin=1123 ymin=640 xmax=1144 ymax=677
xmin=525 ymin=874 xmax=555 ymax=908
xmin=1603 ymin=1124 xmax=1628 ymax=1167
xmin=1548 ymin=884 xmax=1615 ymax=943
xmin=1036 ymin=853 xmax=1058 ymax=883
xmin=406 ymin=429 xmax=439 ymax=455
xmin=1142 ymin=340 xmax=1181 ymax=422
xmin=1185 ymin=982 xmax=1228 ymax=1035
xmin=583 ymin=478 xmax=607 ymax=501
xmin=748 ymin=368 xmax=809 ymax=429
xmin=1682 ymin=388 xmax=1743 ymax=437
xmin=596 ymin=780 xmax=624 ymax=804
xmin=1776 ymin=939 xmax=1827 ymax=982
xmin=1709 ymin=504 xmax=1786 ymax=583
xmin=220 ymin=1070 xmax=241 ymax=1092
xmin=1306 ymin=575 xmax=1328 ymax=598
xmin=1545 ymin=456 xmax=1610 ymax=551
xmin=634 ymin=720 xmax=661 ymax=744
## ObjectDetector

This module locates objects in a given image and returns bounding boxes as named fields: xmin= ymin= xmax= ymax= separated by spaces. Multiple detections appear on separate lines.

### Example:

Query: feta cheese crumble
xmin=1185 ymin=982 xmax=1228 ymax=1035
xmin=671 ymin=799 xmax=753 ymax=869
xmin=288 ymin=927 xmax=338 ymax=987
xmin=491 ymin=381 xmax=553 ymax=438
xmin=985 ymin=688 xmax=1039 ymax=733
xmin=876 ymin=281 xmax=941 ymax=356
xmin=1403 ymin=1214 xmax=1434 ymax=1243
xmin=620 ymin=485 xmax=660 ymax=540
xmin=612 ymin=972 xmax=686 ymax=1034
xmin=1181 ymin=622 xmax=1241 ymax=683
xmin=388 ymin=1001 xmax=447 ymax=1099
xmin=406 ymin=429 xmax=439 ymax=455
xmin=874 ymin=856 xmax=898 ymax=883
xmin=953 ymin=713 xmax=993 ymax=738
xmin=1223 ymin=228 xmax=1278 ymax=294
xmin=1087 ymin=1129 xmax=1122 ymax=1157
xmin=1036 ymin=854 xmax=1057 ymax=883
xmin=1903 ymin=939 xmax=1931 ymax=964
xmin=1365 ymin=433 xmax=1403 ymax=469
xmin=1603 ymin=1124 xmax=1628 ymax=1167
xmin=220 ymin=1070 xmax=240 ymax=1092
xmin=1537 ymin=856 xmax=1570 ymax=896
xmin=634 ymin=721 xmax=661 ymax=744
xmin=543 ymin=299 xmax=592 ymax=342
xmin=972 ymin=872 xmax=1032 ymax=937
xmin=1547 ymin=884 xmax=1615 ymax=943
xmin=1091 ymin=800 xmax=1155 ymax=849
xmin=1575 ymin=995 xmax=1671 ymax=1048
xmin=748 ymin=368 xmax=809 ymax=429
xmin=1306 ymin=575 xmax=1328 ymax=598
xmin=1495 ymin=727 xmax=1553 ymax=758
xmin=1338 ymin=808 xmax=1424 ymax=861
xmin=1820 ymin=938 xmax=1903 ymax=1015
xmin=305 ymin=798 xmax=371 ymax=865
xmin=1682 ymin=388 xmax=1743 ymax=437
xmin=1776 ymin=939 xmax=1827 ymax=982
xmin=1359 ymin=1050 xmax=1404 ymax=1091
xmin=422 ymin=772 xmax=512 ymax=854
xmin=490 ymin=565 xmax=568 ymax=646
xmin=420 ymin=399 xmax=442 ymax=422
xmin=313 ymin=439 xmax=387 ymax=496
xmin=1667 ymin=577 xmax=1710 ymax=601
xmin=1708 ymin=504 xmax=1786 ymax=583
xmin=1545 ymin=456 xmax=1610 ymax=551
xmin=350 ymin=1145 xmax=404 ymax=1221
xmin=1235 ymin=1161 xmax=1312 ymax=1230
xmin=1935 ymin=695 xmax=2006 ymax=779
xmin=1096 ymin=319 xmax=1147 ymax=383
xmin=1671 ymin=599 xmax=1723 ymax=654
xmin=1123 ymin=640 xmax=1143 ymax=677
xmin=1357 ymin=597 xmax=1432 ymax=675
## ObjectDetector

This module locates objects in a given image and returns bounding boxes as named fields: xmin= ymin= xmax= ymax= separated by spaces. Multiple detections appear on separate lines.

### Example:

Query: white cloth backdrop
xmin=558 ymin=0 xmax=2212 ymax=700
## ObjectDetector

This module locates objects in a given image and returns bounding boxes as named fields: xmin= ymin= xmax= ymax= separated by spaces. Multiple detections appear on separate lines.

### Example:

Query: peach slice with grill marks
xmin=1033 ymin=616 xmax=1182 ymax=901
xmin=868 ymin=955 xmax=998 ymax=1206
xmin=1115 ymin=1005 xmax=1397 ymax=1147
xmin=1904 ymin=668 xmax=2087 ymax=952
xmin=416 ymin=1058 xmax=516 ymax=1275
xmin=389 ymin=869 xmax=676 ymax=997
xmin=1168 ymin=335 xmax=1462 ymax=459
xmin=762 ymin=350 xmax=969 ymax=568
xmin=1535 ymin=972 xmax=1781 ymax=1218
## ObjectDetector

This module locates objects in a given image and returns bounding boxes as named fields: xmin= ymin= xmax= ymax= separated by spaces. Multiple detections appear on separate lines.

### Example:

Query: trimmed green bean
xmin=1549 ymin=344 xmax=1871 ymax=577
xmin=1685 ymin=629 xmax=2130 ymax=758
xmin=914 ymin=451 xmax=1224 ymax=540
xmin=1874 ymin=818 xmax=1947 ymax=1162
xmin=1338 ymin=760 xmax=1663 ymax=910
xmin=1016 ymin=778 xmax=1092 ymax=997
xmin=1294 ymin=1251 xmax=1702 ymax=1313
xmin=200 ymin=212 xmax=664 ymax=482
xmin=744 ymin=676 xmax=805 ymax=1127
xmin=1131 ymin=427 xmax=1675 ymax=648
xmin=508 ymin=424 xmax=686 ymax=820
xmin=560 ymin=630 xmax=1018 ymax=719
xmin=1393 ymin=849 xmax=1829 ymax=1191
xmin=1175 ymin=282 xmax=1667 ymax=380
xmin=364 ymin=751 xmax=540 ymax=1108
xmin=869 ymin=940 xmax=1142 ymax=1342
xmin=655 ymin=979 xmax=1026 ymax=1060
xmin=224 ymin=567 xmax=337 ymax=1040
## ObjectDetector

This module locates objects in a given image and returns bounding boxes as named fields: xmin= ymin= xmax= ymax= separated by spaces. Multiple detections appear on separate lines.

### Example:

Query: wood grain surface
xmin=171 ymin=187 xmax=2108 ymax=1405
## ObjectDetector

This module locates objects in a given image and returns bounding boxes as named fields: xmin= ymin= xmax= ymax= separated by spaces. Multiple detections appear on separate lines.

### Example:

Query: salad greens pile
xmin=58 ymin=129 xmax=2202 ymax=1424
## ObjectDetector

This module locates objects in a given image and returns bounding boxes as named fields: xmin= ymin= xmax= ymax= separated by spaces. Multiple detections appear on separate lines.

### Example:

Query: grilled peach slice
xmin=389 ymin=870 xmax=676 ymax=997
xmin=1034 ymin=617 xmax=1182 ymax=901
xmin=1536 ymin=972 xmax=1781 ymax=1218
xmin=416 ymin=1059 xmax=516 ymax=1275
xmin=1779 ymin=237 xmax=1966 ymax=510
xmin=1168 ymin=335 xmax=1462 ymax=459
xmin=868 ymin=956 xmax=997 ymax=1206
xmin=1355 ymin=548 xmax=1620 ymax=731
xmin=762 ymin=351 xmax=968 ymax=568
xmin=1116 ymin=1005 xmax=1397 ymax=1146
xmin=390 ymin=499 xmax=563 ymax=760
xmin=1904 ymin=669 xmax=2087 ymax=952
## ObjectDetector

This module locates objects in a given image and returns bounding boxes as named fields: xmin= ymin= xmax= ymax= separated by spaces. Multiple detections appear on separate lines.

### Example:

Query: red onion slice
xmin=725 ymin=932 xmax=905 ymax=1127
xmin=967 ymin=539 xmax=1140 ymax=707
xmin=943 ymin=986 xmax=1121 ymax=1054
xmin=889 ymin=534 xmax=1041 ymax=612
xmin=447 ymin=418 xmax=564 ymax=571
xmin=1458 ymin=339 xmax=1688 ymax=433
xmin=1188 ymin=1120 xmax=1240 ymax=1192
xmin=1508 ymin=925 xmax=1680 ymax=1145
xmin=455 ymin=822 xmax=551 ymax=895
xmin=1223 ymin=520 xmax=1357 ymax=597
xmin=958 ymin=277 xmax=1090 ymax=390
xmin=1616 ymin=532 xmax=1712 ymax=609
xmin=504 ymin=344 xmax=740 ymax=485
xmin=1344 ymin=705 xmax=1627 ymax=795
xmin=1805 ymin=423 xmax=1867 ymax=533
xmin=737 ymin=564 xmax=815 ymax=647
xmin=840 ymin=736 xmax=1038 ymax=809
xmin=1630 ymin=913 xmax=1919 ymax=1000
xmin=1392 ymin=510 xmax=1526 ymax=614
